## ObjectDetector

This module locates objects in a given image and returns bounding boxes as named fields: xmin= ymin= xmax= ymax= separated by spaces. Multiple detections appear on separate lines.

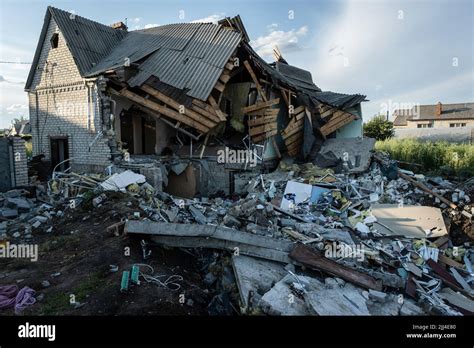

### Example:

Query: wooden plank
xmin=192 ymin=98 xmax=212 ymax=110
xmin=284 ymin=130 xmax=303 ymax=144
xmin=208 ymin=95 xmax=227 ymax=121
xmin=426 ymin=259 xmax=472 ymax=297
xmin=214 ymin=80 xmax=225 ymax=92
xmin=321 ymin=112 xmax=355 ymax=136
xmin=290 ymin=105 xmax=305 ymax=116
xmin=248 ymin=117 xmax=266 ymax=127
xmin=322 ymin=115 xmax=355 ymax=136
xmin=190 ymin=104 xmax=221 ymax=123
xmin=141 ymin=85 xmax=217 ymax=128
xmin=290 ymin=243 xmax=383 ymax=291
xmin=243 ymin=60 xmax=267 ymax=102
xmin=265 ymin=129 xmax=278 ymax=138
xmin=249 ymin=123 xmax=277 ymax=136
xmin=438 ymin=254 xmax=465 ymax=269
xmin=397 ymin=171 xmax=461 ymax=212
xmin=251 ymin=134 xmax=265 ymax=143
xmin=325 ymin=110 xmax=350 ymax=126
xmin=320 ymin=106 xmax=335 ymax=119
xmin=295 ymin=110 xmax=306 ymax=121
xmin=120 ymin=89 xmax=209 ymax=133
xmin=282 ymin=119 xmax=304 ymax=136
xmin=287 ymin=143 xmax=302 ymax=155
xmin=248 ymin=109 xmax=279 ymax=118
xmin=272 ymin=137 xmax=281 ymax=158
xmin=280 ymin=88 xmax=289 ymax=106
xmin=264 ymin=116 xmax=278 ymax=123
xmin=219 ymin=72 xmax=231 ymax=84
xmin=283 ymin=126 xmax=303 ymax=140
xmin=225 ymin=61 xmax=236 ymax=71
xmin=242 ymin=98 xmax=280 ymax=113
xmin=319 ymin=104 xmax=332 ymax=114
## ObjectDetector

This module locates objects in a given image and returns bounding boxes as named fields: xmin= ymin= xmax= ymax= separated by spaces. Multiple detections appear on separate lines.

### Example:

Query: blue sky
xmin=0 ymin=0 xmax=472 ymax=128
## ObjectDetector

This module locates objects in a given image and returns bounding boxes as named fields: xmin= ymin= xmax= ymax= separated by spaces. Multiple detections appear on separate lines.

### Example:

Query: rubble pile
xmin=1 ymin=152 xmax=473 ymax=316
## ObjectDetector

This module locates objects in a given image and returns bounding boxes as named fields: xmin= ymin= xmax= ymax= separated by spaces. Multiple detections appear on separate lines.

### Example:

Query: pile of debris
xmin=1 ymin=150 xmax=473 ymax=316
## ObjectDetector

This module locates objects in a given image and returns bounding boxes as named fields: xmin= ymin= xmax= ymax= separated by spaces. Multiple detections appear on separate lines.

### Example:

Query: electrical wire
xmin=132 ymin=263 xmax=183 ymax=291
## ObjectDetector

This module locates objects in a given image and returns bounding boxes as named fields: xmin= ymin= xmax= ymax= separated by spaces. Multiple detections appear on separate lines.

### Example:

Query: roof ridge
xmin=48 ymin=6 xmax=120 ymax=33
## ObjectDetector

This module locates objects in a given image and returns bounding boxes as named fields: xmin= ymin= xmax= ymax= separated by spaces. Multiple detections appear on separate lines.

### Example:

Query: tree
xmin=363 ymin=115 xmax=394 ymax=141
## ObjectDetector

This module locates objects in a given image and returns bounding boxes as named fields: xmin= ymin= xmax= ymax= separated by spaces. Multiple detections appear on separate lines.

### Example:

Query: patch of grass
xmin=40 ymin=234 xmax=82 ymax=253
xmin=37 ymin=292 xmax=70 ymax=315
xmin=375 ymin=139 xmax=474 ymax=177
xmin=37 ymin=272 xmax=105 ymax=315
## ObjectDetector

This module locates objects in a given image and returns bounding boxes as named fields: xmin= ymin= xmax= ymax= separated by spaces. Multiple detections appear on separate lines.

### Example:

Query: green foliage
xmin=375 ymin=139 xmax=474 ymax=177
xmin=363 ymin=115 xmax=394 ymax=141
xmin=25 ymin=140 xmax=33 ymax=158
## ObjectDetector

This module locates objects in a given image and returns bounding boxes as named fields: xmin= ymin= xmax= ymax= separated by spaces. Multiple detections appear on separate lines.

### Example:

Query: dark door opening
xmin=142 ymin=116 xmax=156 ymax=155
xmin=120 ymin=112 xmax=134 ymax=154
xmin=50 ymin=137 xmax=69 ymax=172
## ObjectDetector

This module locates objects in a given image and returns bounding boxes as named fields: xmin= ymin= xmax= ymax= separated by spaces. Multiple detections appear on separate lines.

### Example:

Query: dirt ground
xmin=0 ymin=193 xmax=220 ymax=315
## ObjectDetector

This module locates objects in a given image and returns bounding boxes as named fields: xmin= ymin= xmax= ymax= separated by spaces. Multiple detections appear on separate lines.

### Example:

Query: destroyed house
xmin=25 ymin=6 xmax=366 ymax=196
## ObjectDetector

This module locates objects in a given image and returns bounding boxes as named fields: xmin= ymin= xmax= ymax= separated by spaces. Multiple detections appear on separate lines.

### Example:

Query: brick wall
xmin=11 ymin=137 xmax=28 ymax=186
xmin=27 ymin=17 xmax=111 ymax=173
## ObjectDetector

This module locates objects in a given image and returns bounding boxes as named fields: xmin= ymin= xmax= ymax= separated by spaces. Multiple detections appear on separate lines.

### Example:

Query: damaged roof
xmin=312 ymin=91 xmax=367 ymax=109
xmin=114 ymin=24 xmax=241 ymax=100
xmin=248 ymin=43 xmax=366 ymax=109
xmin=25 ymin=6 xmax=127 ymax=90
xmin=26 ymin=6 xmax=366 ymax=107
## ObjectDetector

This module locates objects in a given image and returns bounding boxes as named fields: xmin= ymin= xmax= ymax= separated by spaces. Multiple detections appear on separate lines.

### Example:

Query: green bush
xmin=25 ymin=140 xmax=33 ymax=158
xmin=375 ymin=139 xmax=474 ymax=178
xmin=363 ymin=115 xmax=394 ymax=141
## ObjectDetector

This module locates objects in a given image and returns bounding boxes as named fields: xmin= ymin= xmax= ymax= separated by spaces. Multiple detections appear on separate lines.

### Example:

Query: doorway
xmin=50 ymin=137 xmax=69 ymax=172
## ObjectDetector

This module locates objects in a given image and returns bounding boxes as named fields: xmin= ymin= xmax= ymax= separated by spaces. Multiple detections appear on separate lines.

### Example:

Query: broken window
xmin=50 ymin=33 xmax=59 ymax=49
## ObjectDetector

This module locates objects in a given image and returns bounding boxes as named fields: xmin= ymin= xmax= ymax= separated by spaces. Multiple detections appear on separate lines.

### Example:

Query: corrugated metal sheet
xmin=86 ymin=20 xmax=240 ymax=100
xmin=275 ymin=62 xmax=320 ymax=93
xmin=128 ymin=48 xmax=223 ymax=100
xmin=202 ymin=28 xmax=241 ymax=68
xmin=25 ymin=6 xmax=126 ymax=89
xmin=244 ymin=43 xmax=366 ymax=110
xmin=182 ymin=24 xmax=220 ymax=59
xmin=313 ymin=91 xmax=367 ymax=109
xmin=50 ymin=7 xmax=126 ymax=75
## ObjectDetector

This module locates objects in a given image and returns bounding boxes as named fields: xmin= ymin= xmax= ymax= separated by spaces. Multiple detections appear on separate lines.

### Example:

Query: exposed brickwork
xmin=11 ymin=137 xmax=28 ymax=186
xmin=27 ymin=17 xmax=111 ymax=173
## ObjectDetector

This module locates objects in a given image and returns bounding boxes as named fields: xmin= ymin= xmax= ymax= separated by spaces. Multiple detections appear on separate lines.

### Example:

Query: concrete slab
xmin=372 ymin=204 xmax=448 ymax=238
xmin=317 ymin=137 xmax=376 ymax=173
xmin=231 ymin=255 xmax=287 ymax=309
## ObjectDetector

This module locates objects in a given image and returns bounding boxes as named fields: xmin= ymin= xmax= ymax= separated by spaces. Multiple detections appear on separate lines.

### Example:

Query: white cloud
xmin=250 ymin=26 xmax=308 ymax=59
xmin=130 ymin=17 xmax=141 ymax=23
xmin=6 ymin=103 xmax=28 ymax=114
xmin=364 ymin=71 xmax=474 ymax=120
xmin=190 ymin=13 xmax=225 ymax=24
xmin=267 ymin=23 xmax=278 ymax=31
xmin=144 ymin=23 xmax=160 ymax=29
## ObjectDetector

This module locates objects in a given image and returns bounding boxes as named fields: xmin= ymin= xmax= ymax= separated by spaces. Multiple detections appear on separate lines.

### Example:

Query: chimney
xmin=111 ymin=21 xmax=127 ymax=31
xmin=436 ymin=102 xmax=442 ymax=116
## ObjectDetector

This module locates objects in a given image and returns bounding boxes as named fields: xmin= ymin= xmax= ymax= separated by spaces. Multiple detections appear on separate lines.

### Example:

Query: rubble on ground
xmin=0 ymin=150 xmax=473 ymax=316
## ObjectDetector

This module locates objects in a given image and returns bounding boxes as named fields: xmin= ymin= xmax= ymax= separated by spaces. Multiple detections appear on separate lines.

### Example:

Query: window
xmin=417 ymin=123 xmax=432 ymax=128
xmin=50 ymin=33 xmax=59 ymax=49
xmin=450 ymin=123 xmax=466 ymax=128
